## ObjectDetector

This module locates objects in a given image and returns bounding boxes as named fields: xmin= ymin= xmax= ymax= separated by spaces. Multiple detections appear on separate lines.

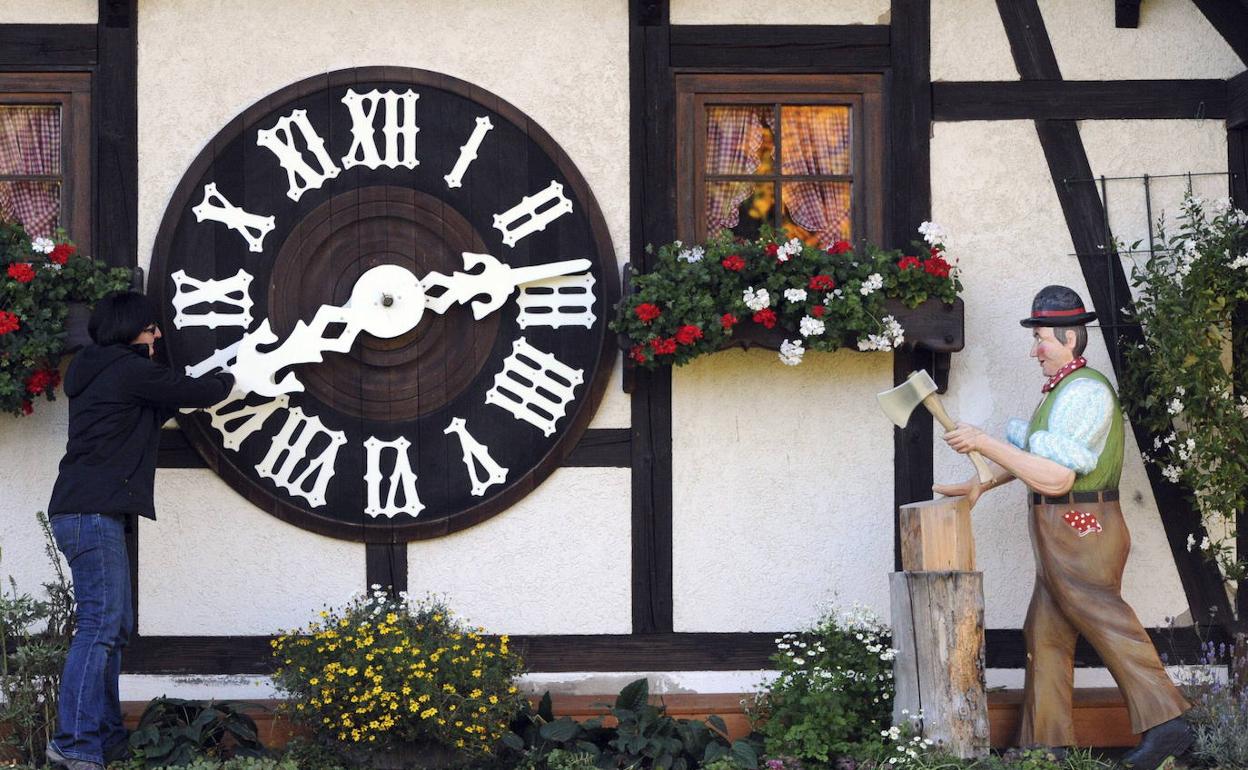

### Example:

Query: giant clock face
xmin=150 ymin=68 xmax=618 ymax=541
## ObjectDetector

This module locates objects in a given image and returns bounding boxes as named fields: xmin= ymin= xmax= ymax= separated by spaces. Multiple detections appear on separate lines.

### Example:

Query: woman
xmin=45 ymin=291 xmax=234 ymax=770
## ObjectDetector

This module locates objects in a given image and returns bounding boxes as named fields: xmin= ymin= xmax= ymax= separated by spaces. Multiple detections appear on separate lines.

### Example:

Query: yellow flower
xmin=470 ymin=689 xmax=483 ymax=699
xmin=309 ymin=678 xmax=319 ymax=685
xmin=472 ymin=669 xmax=483 ymax=678
xmin=386 ymin=613 xmax=398 ymax=624
xmin=489 ymin=695 xmax=498 ymax=704
xmin=420 ymin=707 xmax=438 ymax=719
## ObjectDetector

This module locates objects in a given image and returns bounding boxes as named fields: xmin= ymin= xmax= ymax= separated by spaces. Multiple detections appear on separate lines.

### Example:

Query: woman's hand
xmin=943 ymin=422 xmax=987 ymax=455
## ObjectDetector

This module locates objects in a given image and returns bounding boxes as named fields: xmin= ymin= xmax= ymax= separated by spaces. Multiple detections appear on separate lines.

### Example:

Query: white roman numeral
xmin=443 ymin=116 xmax=493 ymax=189
xmin=191 ymin=183 xmax=275 ymax=253
xmin=444 ymin=418 xmax=508 ymax=497
xmin=341 ymin=88 xmax=420 ymax=171
xmin=255 ymin=406 xmax=347 ymax=508
xmin=171 ymin=268 xmax=254 ymax=330
xmin=485 ymin=337 xmax=583 ymax=437
xmin=492 ymin=180 xmax=573 ymax=247
xmin=363 ymin=436 xmax=423 ymax=518
xmin=184 ymin=339 xmax=243 ymax=378
xmin=203 ymin=393 xmax=289 ymax=452
xmin=516 ymin=272 xmax=597 ymax=329
xmin=256 ymin=109 xmax=341 ymax=202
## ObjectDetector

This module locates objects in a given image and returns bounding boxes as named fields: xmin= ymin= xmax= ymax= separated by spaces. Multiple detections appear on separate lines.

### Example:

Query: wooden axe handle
xmin=921 ymin=393 xmax=995 ymax=484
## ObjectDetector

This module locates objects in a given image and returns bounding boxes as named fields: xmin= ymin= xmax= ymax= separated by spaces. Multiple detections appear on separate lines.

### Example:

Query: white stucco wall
xmin=1039 ymin=0 xmax=1243 ymax=80
xmin=931 ymin=0 xmax=1019 ymax=82
xmin=670 ymin=0 xmax=890 ymax=25
xmin=930 ymin=119 xmax=1191 ymax=630
xmin=671 ymin=349 xmax=894 ymax=632
xmin=0 ymin=0 xmax=95 ymax=23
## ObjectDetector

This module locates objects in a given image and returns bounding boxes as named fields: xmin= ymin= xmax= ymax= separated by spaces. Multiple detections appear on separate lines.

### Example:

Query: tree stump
xmin=890 ymin=496 xmax=988 ymax=758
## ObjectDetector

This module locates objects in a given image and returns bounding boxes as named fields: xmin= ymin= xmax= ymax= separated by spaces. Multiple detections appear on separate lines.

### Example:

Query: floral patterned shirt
xmin=1005 ymin=378 xmax=1115 ymax=475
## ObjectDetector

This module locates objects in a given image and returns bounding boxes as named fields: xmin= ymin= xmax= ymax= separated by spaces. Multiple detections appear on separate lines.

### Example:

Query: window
xmin=0 ymin=73 xmax=91 ymax=251
xmin=675 ymin=74 xmax=883 ymax=247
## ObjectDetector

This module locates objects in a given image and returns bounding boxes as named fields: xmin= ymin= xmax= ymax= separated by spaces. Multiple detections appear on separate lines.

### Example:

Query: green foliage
xmin=856 ymin=747 xmax=1113 ymax=770
xmin=1170 ymin=640 xmax=1248 ymax=769
xmin=545 ymin=748 xmax=600 ymax=770
xmin=0 ymin=218 xmax=132 ymax=416
xmin=504 ymin=678 xmax=757 ymax=770
xmin=610 ymin=226 xmax=961 ymax=368
xmin=128 ymin=697 xmax=266 ymax=767
xmin=0 ymin=511 xmax=75 ymax=765
xmin=271 ymin=591 xmax=526 ymax=759
xmin=748 ymin=606 xmax=894 ymax=763
xmin=1119 ymin=195 xmax=1248 ymax=584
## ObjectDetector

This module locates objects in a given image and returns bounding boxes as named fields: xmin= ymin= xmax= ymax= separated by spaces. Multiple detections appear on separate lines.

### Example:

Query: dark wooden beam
xmin=630 ymin=0 xmax=675 ymax=635
xmin=123 ymin=626 xmax=1220 ymax=675
xmin=669 ymin=25 xmax=890 ymax=69
xmin=1229 ymin=70 xmax=1248 ymax=130
xmin=889 ymin=0 xmax=935 ymax=570
xmin=1116 ymin=0 xmax=1142 ymax=28
xmin=995 ymin=0 xmax=1061 ymax=80
xmin=933 ymin=80 xmax=1227 ymax=121
xmin=365 ymin=542 xmax=408 ymax=598
xmin=93 ymin=0 xmax=137 ymax=269
xmin=0 ymin=24 xmax=96 ymax=66
xmin=1191 ymin=0 xmax=1248 ymax=66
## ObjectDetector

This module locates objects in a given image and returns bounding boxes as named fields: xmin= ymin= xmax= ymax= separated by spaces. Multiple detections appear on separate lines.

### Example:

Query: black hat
xmin=1019 ymin=285 xmax=1097 ymax=327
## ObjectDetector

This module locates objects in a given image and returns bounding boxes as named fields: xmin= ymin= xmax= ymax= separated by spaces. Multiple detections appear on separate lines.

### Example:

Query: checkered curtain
xmin=0 ymin=106 xmax=62 ymax=238
xmin=705 ymin=106 xmax=769 ymax=234
xmin=781 ymin=106 xmax=851 ymax=245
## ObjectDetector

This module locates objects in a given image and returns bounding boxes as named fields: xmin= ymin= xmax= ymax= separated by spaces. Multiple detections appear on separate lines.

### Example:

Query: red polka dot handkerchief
xmin=1063 ymin=509 xmax=1103 ymax=537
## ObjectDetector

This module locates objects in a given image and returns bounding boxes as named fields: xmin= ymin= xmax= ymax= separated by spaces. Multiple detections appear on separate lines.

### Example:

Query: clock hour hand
xmin=232 ymin=264 xmax=425 ymax=397
xmin=421 ymin=252 xmax=592 ymax=320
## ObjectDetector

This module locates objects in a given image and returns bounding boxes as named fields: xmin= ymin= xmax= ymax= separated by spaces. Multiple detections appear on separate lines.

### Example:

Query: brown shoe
xmin=1120 ymin=717 xmax=1194 ymax=770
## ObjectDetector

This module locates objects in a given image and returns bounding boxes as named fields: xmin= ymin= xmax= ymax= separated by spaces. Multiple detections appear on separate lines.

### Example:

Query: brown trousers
xmin=1018 ymin=499 xmax=1189 ymax=747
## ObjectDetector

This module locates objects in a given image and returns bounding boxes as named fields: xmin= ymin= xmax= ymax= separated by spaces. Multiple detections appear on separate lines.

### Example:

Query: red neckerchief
xmin=1042 ymin=356 xmax=1086 ymax=393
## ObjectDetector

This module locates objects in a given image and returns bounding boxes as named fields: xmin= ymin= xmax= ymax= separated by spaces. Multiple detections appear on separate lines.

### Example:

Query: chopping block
xmin=900 ymin=496 xmax=976 ymax=571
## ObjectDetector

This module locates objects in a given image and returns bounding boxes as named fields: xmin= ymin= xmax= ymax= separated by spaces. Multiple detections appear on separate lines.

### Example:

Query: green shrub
xmin=747 ymin=606 xmax=894 ymax=763
xmin=127 ymin=697 xmax=266 ymax=767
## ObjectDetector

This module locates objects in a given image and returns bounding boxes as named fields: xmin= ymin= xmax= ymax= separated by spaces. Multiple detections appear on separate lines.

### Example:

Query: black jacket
xmin=48 ymin=343 xmax=234 ymax=520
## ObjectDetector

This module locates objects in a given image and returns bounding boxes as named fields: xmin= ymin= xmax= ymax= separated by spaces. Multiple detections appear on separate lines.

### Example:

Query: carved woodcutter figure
xmin=934 ymin=285 xmax=1193 ymax=769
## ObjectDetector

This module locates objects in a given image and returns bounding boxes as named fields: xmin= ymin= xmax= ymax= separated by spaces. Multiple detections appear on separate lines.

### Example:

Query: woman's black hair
xmin=88 ymin=291 xmax=159 ymax=346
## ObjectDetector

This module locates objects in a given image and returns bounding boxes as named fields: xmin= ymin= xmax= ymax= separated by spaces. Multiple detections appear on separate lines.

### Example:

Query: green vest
xmin=1026 ymin=366 xmax=1123 ymax=492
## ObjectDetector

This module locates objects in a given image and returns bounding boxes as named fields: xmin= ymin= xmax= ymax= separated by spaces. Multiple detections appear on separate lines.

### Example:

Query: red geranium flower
xmin=811 ymin=305 xmax=826 ymax=318
xmin=675 ymin=324 xmax=704 ymax=345
xmin=827 ymin=240 xmax=852 ymax=255
xmin=49 ymin=243 xmax=77 ymax=265
xmin=649 ymin=337 xmax=677 ymax=355
xmin=635 ymin=303 xmax=661 ymax=323
xmin=7 ymin=263 xmax=35 ymax=283
xmin=899 ymin=256 xmax=922 ymax=270
xmin=765 ymin=242 xmax=779 ymax=257
xmin=752 ymin=308 xmax=777 ymax=329
xmin=25 ymin=368 xmax=60 ymax=396
xmin=930 ymin=245 xmax=943 ymax=258
xmin=21 ymin=400 xmax=33 ymax=416
xmin=720 ymin=313 xmax=738 ymax=330
xmin=629 ymin=344 xmax=647 ymax=364
xmin=0 ymin=310 xmax=19 ymax=335
xmin=808 ymin=275 xmax=836 ymax=291
xmin=923 ymin=256 xmax=951 ymax=279
xmin=721 ymin=254 xmax=746 ymax=272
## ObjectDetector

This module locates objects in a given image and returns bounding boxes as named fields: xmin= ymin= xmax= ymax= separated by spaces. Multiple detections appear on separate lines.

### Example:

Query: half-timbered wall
xmin=0 ymin=0 xmax=1243 ymax=696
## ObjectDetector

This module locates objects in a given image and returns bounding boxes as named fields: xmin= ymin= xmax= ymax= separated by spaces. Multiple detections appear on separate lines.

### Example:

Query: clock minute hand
xmin=422 ymin=252 xmax=592 ymax=320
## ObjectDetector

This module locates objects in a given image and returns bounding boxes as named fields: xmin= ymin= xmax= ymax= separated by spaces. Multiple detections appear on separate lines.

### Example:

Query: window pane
xmin=781 ymin=181 xmax=850 ymax=246
xmin=707 ymin=181 xmax=773 ymax=240
xmin=0 ymin=180 xmax=62 ymax=239
xmin=705 ymin=105 xmax=773 ymax=175
xmin=780 ymin=105 xmax=850 ymax=176
xmin=0 ymin=106 xmax=62 ymax=175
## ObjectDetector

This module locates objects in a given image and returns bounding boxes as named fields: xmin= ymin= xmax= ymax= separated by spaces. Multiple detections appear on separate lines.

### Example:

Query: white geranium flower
xmin=799 ymin=315 xmax=826 ymax=338
xmin=1231 ymin=254 xmax=1248 ymax=269
xmin=918 ymin=221 xmax=946 ymax=246
xmin=1201 ymin=536 xmax=1211 ymax=551
xmin=677 ymin=246 xmax=704 ymax=263
xmin=783 ymin=287 xmax=808 ymax=303
xmin=1167 ymin=398 xmax=1184 ymax=416
xmin=779 ymin=339 xmax=805 ymax=366
xmin=859 ymin=273 xmax=883 ymax=296
xmin=1187 ymin=533 xmax=1197 ymax=552
xmin=1162 ymin=465 xmax=1182 ymax=483
xmin=775 ymin=237 xmax=803 ymax=263
xmin=743 ymin=286 xmax=770 ymax=312
xmin=31 ymin=236 xmax=55 ymax=254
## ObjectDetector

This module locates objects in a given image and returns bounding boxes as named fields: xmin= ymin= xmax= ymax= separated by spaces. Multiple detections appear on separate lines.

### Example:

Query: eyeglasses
xmin=140 ymin=324 xmax=159 ymax=335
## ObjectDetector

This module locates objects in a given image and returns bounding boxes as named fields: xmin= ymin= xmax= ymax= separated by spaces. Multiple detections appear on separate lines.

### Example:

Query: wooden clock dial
xmin=150 ymin=68 xmax=618 ymax=541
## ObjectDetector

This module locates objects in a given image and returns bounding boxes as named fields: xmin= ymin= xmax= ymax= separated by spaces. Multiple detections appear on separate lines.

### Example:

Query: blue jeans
xmin=50 ymin=513 xmax=133 ymax=765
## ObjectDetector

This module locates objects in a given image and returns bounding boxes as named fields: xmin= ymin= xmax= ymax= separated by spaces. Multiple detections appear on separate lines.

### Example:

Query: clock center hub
xmin=348 ymin=264 xmax=425 ymax=339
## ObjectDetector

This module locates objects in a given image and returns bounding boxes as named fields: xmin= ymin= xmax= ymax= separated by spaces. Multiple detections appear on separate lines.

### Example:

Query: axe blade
xmin=876 ymin=369 xmax=939 ymax=427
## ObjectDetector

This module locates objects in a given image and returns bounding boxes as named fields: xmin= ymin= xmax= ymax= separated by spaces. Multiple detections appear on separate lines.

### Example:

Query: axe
xmin=878 ymin=369 xmax=994 ymax=484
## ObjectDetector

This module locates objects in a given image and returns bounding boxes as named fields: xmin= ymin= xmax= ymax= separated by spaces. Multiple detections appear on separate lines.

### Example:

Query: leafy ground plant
xmin=0 ymin=511 xmax=74 ymax=765
xmin=127 ymin=697 xmax=266 ymax=767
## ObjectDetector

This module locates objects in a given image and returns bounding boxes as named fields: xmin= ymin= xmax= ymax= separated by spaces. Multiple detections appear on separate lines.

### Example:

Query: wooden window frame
xmin=0 ymin=72 xmax=91 ymax=254
xmin=675 ymin=73 xmax=884 ymax=246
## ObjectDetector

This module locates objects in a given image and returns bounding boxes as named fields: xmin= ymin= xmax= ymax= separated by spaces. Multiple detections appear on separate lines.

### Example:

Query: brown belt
xmin=1031 ymin=489 xmax=1119 ymax=505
